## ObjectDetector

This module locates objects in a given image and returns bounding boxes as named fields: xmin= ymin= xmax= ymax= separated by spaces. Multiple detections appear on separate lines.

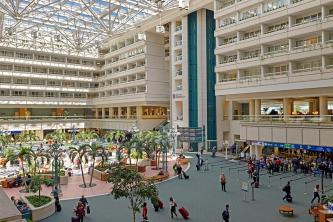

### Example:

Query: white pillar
xmin=255 ymin=99 xmax=261 ymax=120
xmin=249 ymin=99 xmax=255 ymax=120
xmin=283 ymin=98 xmax=292 ymax=121
xmin=320 ymin=96 xmax=328 ymax=122
xmin=94 ymin=109 xmax=98 ymax=119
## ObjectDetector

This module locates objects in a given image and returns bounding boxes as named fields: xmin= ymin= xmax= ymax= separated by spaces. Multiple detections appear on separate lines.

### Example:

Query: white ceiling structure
xmin=0 ymin=0 xmax=179 ymax=57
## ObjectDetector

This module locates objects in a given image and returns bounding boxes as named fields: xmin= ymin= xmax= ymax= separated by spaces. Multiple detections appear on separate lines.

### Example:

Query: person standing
xmin=311 ymin=184 xmax=321 ymax=204
xmin=52 ymin=186 xmax=59 ymax=202
xmin=142 ymin=202 xmax=148 ymax=221
xmin=169 ymin=197 xmax=178 ymax=219
xmin=220 ymin=172 xmax=226 ymax=192
xmin=222 ymin=204 xmax=230 ymax=222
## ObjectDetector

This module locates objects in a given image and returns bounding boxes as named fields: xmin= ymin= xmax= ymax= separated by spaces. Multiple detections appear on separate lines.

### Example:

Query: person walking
xmin=176 ymin=164 xmax=183 ymax=179
xmin=222 ymin=204 xmax=230 ymax=222
xmin=142 ymin=202 xmax=148 ymax=221
xmin=169 ymin=197 xmax=178 ymax=219
xmin=282 ymin=181 xmax=291 ymax=201
xmin=79 ymin=195 xmax=88 ymax=207
xmin=74 ymin=201 xmax=85 ymax=222
xmin=311 ymin=184 xmax=321 ymax=204
xmin=220 ymin=172 xmax=226 ymax=192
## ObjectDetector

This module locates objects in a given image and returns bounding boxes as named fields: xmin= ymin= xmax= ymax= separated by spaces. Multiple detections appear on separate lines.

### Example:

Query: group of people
xmin=255 ymin=155 xmax=333 ymax=177
xmin=10 ymin=196 xmax=30 ymax=214
xmin=73 ymin=195 xmax=89 ymax=222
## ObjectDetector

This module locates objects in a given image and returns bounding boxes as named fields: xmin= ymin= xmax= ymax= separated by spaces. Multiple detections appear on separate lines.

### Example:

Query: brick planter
xmin=138 ymin=165 xmax=146 ymax=173
xmin=150 ymin=160 xmax=157 ymax=166
xmin=21 ymin=196 xmax=55 ymax=222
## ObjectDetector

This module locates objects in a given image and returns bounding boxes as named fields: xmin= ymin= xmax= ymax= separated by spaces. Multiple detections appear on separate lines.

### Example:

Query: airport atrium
xmin=0 ymin=0 xmax=333 ymax=221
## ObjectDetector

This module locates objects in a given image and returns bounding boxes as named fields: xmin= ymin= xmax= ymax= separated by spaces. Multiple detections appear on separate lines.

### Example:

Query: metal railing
xmin=223 ymin=115 xmax=333 ymax=124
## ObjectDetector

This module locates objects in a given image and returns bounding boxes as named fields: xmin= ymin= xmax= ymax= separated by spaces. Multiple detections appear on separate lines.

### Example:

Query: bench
xmin=279 ymin=205 xmax=294 ymax=216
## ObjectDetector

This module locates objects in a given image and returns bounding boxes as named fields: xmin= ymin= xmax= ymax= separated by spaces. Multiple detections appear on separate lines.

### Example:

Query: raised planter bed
xmin=124 ymin=165 xmax=137 ymax=171
xmin=93 ymin=169 xmax=110 ymax=181
xmin=177 ymin=158 xmax=189 ymax=165
xmin=144 ymin=171 xmax=169 ymax=182
xmin=138 ymin=165 xmax=146 ymax=173
xmin=21 ymin=195 xmax=55 ymax=222
xmin=150 ymin=160 xmax=157 ymax=167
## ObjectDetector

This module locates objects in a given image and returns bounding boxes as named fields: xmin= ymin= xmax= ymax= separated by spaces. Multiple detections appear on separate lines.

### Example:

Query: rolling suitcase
xmin=254 ymin=181 xmax=259 ymax=188
xmin=158 ymin=199 xmax=164 ymax=209
xmin=179 ymin=207 xmax=189 ymax=219
xmin=183 ymin=171 xmax=189 ymax=179
xmin=56 ymin=202 xmax=61 ymax=212
xmin=71 ymin=216 xmax=80 ymax=222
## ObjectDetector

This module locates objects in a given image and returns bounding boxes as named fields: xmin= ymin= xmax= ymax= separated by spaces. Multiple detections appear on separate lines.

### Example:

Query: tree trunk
xmin=21 ymin=158 xmax=25 ymax=176
xmin=34 ymin=160 xmax=37 ymax=176
xmin=132 ymin=209 xmax=136 ymax=222
xmin=80 ymin=162 xmax=87 ymax=188
xmin=89 ymin=158 xmax=95 ymax=187
xmin=129 ymin=149 xmax=132 ymax=165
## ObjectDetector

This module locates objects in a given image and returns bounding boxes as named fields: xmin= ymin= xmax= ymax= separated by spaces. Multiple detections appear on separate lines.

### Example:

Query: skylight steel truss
xmin=0 ymin=0 xmax=178 ymax=57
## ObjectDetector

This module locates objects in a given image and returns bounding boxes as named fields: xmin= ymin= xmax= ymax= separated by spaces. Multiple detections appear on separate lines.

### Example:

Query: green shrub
xmin=26 ymin=195 xmax=52 ymax=208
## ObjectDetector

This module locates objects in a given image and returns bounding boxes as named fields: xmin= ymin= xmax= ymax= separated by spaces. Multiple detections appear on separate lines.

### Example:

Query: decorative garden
xmin=0 ymin=128 xmax=189 ymax=221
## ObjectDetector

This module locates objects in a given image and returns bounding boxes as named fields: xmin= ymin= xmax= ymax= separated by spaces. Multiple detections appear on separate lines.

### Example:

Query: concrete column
xmin=320 ymin=96 xmax=328 ymax=122
xmin=228 ymin=101 xmax=233 ymax=121
xmin=283 ymin=98 xmax=292 ymax=120
xmin=101 ymin=108 xmax=105 ymax=119
xmin=255 ymin=146 xmax=263 ymax=159
xmin=216 ymin=96 xmax=225 ymax=148
xmin=94 ymin=109 xmax=98 ymax=119
xmin=249 ymin=99 xmax=255 ymax=120
xmin=322 ymin=6 xmax=327 ymax=19
xmin=127 ymin=107 xmax=131 ymax=119
xmin=110 ymin=107 xmax=113 ymax=118
xmin=322 ymin=55 xmax=326 ymax=70
xmin=119 ymin=107 xmax=122 ymax=118
xmin=255 ymin=99 xmax=261 ymax=120
xmin=260 ymin=24 xmax=265 ymax=35
xmin=136 ymin=106 xmax=142 ymax=119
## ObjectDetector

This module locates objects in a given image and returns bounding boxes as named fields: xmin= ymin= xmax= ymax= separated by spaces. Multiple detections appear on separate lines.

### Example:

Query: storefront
xmin=249 ymin=140 xmax=333 ymax=159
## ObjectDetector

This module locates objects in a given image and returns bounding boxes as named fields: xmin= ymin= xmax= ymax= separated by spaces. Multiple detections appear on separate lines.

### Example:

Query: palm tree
xmin=20 ymin=131 xmax=40 ymax=145
xmin=69 ymin=145 xmax=89 ymax=188
xmin=86 ymin=142 xmax=103 ymax=187
xmin=5 ymin=145 xmax=33 ymax=176
xmin=29 ymin=149 xmax=50 ymax=175
xmin=45 ymin=130 xmax=67 ymax=143
xmin=0 ymin=133 xmax=9 ymax=153
xmin=130 ymin=132 xmax=146 ymax=167
xmin=77 ymin=130 xmax=98 ymax=143
xmin=155 ymin=132 xmax=170 ymax=171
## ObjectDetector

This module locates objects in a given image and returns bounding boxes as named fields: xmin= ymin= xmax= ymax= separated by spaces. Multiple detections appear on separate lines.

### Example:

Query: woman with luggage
xmin=169 ymin=197 xmax=178 ymax=219
xmin=73 ymin=201 xmax=85 ymax=222
xmin=142 ymin=202 xmax=148 ymax=221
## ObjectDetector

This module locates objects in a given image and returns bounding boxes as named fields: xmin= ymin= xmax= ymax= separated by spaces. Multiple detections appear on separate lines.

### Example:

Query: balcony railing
xmin=175 ymin=25 xmax=182 ymax=32
xmin=237 ymin=114 xmax=333 ymax=124
xmin=176 ymin=70 xmax=183 ymax=76
xmin=216 ymin=0 xmax=235 ymax=11
xmin=175 ymin=40 xmax=183 ymax=46
xmin=293 ymin=66 xmax=321 ymax=73
xmin=176 ymin=55 xmax=183 ymax=61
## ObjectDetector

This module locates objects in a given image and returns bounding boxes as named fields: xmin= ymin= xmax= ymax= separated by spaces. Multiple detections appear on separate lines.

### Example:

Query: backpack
xmin=222 ymin=210 xmax=229 ymax=220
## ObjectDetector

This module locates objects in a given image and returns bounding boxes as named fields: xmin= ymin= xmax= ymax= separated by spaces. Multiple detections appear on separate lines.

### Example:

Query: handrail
xmin=223 ymin=115 xmax=333 ymax=124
